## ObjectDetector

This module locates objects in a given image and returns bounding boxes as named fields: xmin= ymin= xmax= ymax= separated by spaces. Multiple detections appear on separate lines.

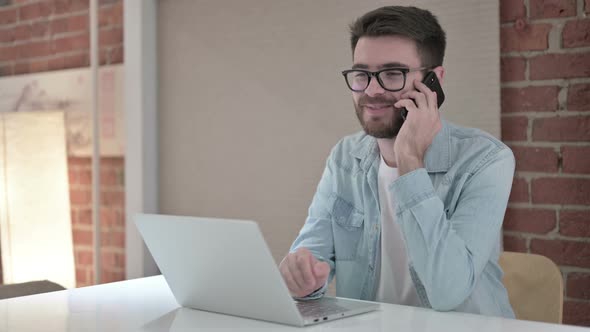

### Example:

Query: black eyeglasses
xmin=341 ymin=67 xmax=428 ymax=92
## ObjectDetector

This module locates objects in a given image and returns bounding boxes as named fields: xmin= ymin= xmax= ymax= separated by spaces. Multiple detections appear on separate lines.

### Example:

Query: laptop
xmin=135 ymin=213 xmax=379 ymax=327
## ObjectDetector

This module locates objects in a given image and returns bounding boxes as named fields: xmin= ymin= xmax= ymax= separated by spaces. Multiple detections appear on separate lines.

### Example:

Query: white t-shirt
xmin=375 ymin=156 xmax=420 ymax=306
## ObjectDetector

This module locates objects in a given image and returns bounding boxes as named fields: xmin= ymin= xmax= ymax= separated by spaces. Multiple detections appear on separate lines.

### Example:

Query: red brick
xmin=31 ymin=21 xmax=49 ymax=38
xmin=532 ymin=178 xmax=590 ymax=205
xmin=68 ymin=169 xmax=78 ymax=184
xmin=99 ymin=2 xmax=123 ymax=27
xmin=500 ymin=24 xmax=551 ymax=52
xmin=509 ymin=177 xmax=529 ymax=203
xmin=0 ymin=46 xmax=16 ymax=62
xmin=29 ymin=60 xmax=48 ymax=73
xmin=0 ymin=65 xmax=12 ymax=77
xmin=48 ymin=56 xmax=64 ymax=71
xmin=0 ymin=8 xmax=17 ymax=25
xmin=79 ymin=169 xmax=91 ymax=185
xmin=530 ymin=53 xmax=590 ymax=80
xmin=75 ymin=208 xmax=92 ymax=225
xmin=530 ymin=239 xmax=590 ymax=268
xmin=503 ymin=208 xmax=556 ymax=234
xmin=19 ymin=2 xmax=53 ymax=21
xmin=109 ymin=45 xmax=123 ymax=64
xmin=70 ymin=14 xmax=89 ymax=31
xmin=55 ymin=35 xmax=86 ymax=54
xmin=100 ymin=208 xmax=116 ymax=227
xmin=500 ymin=0 xmax=526 ymax=22
xmin=567 ymin=273 xmax=590 ymax=300
xmin=511 ymin=145 xmax=559 ymax=172
xmin=501 ymin=86 xmax=559 ymax=113
xmin=55 ymin=0 xmax=89 ymax=15
xmin=99 ymin=48 xmax=108 ymax=65
xmin=562 ymin=146 xmax=590 ymax=174
xmin=100 ymin=157 xmax=124 ymax=167
xmin=530 ymin=0 xmax=577 ymax=18
xmin=101 ymin=190 xmax=124 ymax=206
xmin=100 ymin=169 xmax=120 ymax=186
xmin=54 ymin=34 xmax=90 ymax=53
xmin=70 ymin=189 xmax=91 ymax=205
xmin=68 ymin=157 xmax=91 ymax=166
xmin=101 ymin=270 xmax=125 ymax=284
xmin=99 ymin=27 xmax=122 ymax=47
xmin=568 ymin=84 xmax=590 ymax=111
xmin=17 ymin=41 xmax=53 ymax=58
xmin=564 ymin=301 xmax=590 ymax=326
xmin=101 ymin=251 xmax=125 ymax=269
xmin=563 ymin=19 xmax=590 ymax=48
xmin=560 ymin=210 xmax=590 ymax=237
xmin=76 ymin=250 xmax=93 ymax=266
xmin=0 ymin=28 xmax=14 ymax=43
xmin=14 ymin=25 xmax=32 ymax=41
xmin=502 ymin=234 xmax=527 ymax=252
xmin=501 ymin=116 xmax=528 ymax=141
xmin=13 ymin=62 xmax=29 ymax=75
xmin=500 ymin=57 xmax=525 ymax=82
xmin=532 ymin=116 xmax=590 ymax=142
xmin=72 ymin=229 xmax=93 ymax=246
xmin=63 ymin=53 xmax=89 ymax=69
xmin=101 ymin=229 xmax=124 ymax=247
xmin=76 ymin=268 xmax=89 ymax=285
xmin=50 ymin=17 xmax=69 ymax=35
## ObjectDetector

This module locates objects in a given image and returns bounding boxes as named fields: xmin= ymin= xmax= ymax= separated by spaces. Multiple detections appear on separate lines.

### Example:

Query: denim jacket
xmin=290 ymin=120 xmax=515 ymax=318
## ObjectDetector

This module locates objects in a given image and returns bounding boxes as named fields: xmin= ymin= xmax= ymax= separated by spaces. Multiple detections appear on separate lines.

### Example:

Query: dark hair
xmin=349 ymin=6 xmax=446 ymax=67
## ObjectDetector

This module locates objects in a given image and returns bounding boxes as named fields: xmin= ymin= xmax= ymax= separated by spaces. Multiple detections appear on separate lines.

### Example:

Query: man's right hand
xmin=279 ymin=248 xmax=330 ymax=298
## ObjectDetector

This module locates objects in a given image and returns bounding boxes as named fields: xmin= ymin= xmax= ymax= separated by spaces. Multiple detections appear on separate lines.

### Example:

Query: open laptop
xmin=135 ymin=213 xmax=379 ymax=327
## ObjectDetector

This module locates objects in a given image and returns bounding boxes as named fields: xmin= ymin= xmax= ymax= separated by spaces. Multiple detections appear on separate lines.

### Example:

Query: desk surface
xmin=0 ymin=275 xmax=587 ymax=332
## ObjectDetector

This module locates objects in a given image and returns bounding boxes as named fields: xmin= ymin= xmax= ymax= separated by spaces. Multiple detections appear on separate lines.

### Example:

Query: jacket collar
xmin=350 ymin=119 xmax=452 ymax=173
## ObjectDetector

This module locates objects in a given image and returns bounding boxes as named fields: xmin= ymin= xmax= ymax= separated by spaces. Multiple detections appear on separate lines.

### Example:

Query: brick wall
xmin=500 ymin=0 xmax=590 ymax=326
xmin=0 ymin=0 xmax=124 ymax=287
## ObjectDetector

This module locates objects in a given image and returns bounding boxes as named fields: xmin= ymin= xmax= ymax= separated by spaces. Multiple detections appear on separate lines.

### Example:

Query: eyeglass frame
xmin=341 ymin=67 xmax=430 ymax=92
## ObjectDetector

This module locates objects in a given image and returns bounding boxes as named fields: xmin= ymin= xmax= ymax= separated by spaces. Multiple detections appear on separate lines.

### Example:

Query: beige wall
xmin=157 ymin=0 xmax=499 ymax=262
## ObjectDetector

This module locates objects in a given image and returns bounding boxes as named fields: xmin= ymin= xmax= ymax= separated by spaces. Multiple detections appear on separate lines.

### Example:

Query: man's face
xmin=352 ymin=36 xmax=423 ymax=138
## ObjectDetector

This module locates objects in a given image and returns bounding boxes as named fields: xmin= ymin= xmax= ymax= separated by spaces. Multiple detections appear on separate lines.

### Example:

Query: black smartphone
xmin=400 ymin=71 xmax=445 ymax=119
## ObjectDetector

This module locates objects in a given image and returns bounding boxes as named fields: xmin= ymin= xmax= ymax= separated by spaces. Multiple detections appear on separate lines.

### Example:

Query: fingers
xmin=414 ymin=80 xmax=438 ymax=111
xmin=395 ymin=79 xmax=437 ymax=113
xmin=279 ymin=248 xmax=328 ymax=298
xmin=313 ymin=261 xmax=330 ymax=290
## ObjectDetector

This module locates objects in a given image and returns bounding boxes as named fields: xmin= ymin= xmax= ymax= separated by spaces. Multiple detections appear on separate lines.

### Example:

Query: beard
xmin=354 ymin=95 xmax=404 ymax=138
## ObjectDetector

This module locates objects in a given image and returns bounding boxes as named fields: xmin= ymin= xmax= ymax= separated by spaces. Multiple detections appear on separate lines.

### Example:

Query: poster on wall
xmin=0 ymin=65 xmax=124 ymax=157
xmin=0 ymin=112 xmax=75 ymax=289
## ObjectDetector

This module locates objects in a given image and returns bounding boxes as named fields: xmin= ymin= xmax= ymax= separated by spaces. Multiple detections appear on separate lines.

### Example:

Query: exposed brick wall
xmin=69 ymin=157 xmax=125 ymax=286
xmin=501 ymin=0 xmax=590 ymax=326
xmin=0 ymin=0 xmax=124 ymax=287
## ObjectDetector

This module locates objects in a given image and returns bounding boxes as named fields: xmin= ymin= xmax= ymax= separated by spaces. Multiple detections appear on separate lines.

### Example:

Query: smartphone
xmin=400 ymin=71 xmax=445 ymax=119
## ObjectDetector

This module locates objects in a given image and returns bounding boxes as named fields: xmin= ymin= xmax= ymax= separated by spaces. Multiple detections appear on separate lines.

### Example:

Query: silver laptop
xmin=135 ymin=213 xmax=379 ymax=327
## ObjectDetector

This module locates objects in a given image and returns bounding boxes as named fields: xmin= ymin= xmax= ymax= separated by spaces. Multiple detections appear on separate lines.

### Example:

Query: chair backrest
xmin=0 ymin=280 xmax=65 ymax=300
xmin=498 ymin=251 xmax=563 ymax=324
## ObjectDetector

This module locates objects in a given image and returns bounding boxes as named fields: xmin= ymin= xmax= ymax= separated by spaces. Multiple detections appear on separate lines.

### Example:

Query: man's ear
xmin=432 ymin=66 xmax=445 ymax=85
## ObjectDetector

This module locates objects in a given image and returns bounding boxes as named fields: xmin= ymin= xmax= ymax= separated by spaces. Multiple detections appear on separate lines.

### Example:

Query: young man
xmin=279 ymin=6 xmax=515 ymax=318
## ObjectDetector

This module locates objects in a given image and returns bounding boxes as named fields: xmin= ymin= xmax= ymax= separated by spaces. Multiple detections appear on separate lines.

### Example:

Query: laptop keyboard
xmin=295 ymin=299 xmax=349 ymax=318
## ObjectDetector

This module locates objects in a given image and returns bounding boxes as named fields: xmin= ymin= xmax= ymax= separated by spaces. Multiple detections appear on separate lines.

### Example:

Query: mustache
xmin=358 ymin=96 xmax=396 ymax=106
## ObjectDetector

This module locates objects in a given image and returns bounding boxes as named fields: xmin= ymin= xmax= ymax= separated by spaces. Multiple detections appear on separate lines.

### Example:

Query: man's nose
xmin=364 ymin=77 xmax=385 ymax=97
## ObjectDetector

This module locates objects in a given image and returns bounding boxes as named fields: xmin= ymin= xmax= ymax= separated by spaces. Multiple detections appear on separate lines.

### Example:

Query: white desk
xmin=0 ymin=276 xmax=587 ymax=332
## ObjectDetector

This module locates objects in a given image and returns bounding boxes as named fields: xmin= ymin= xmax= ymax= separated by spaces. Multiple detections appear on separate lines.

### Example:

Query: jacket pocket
xmin=330 ymin=194 xmax=364 ymax=260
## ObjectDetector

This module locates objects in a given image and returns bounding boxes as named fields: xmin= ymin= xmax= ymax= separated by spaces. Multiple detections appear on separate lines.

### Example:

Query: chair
xmin=498 ymin=251 xmax=563 ymax=324
xmin=0 ymin=280 xmax=65 ymax=300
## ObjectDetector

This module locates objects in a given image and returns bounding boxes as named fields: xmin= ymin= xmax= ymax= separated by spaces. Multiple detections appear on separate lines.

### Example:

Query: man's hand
xmin=279 ymin=248 xmax=330 ymax=298
xmin=393 ymin=78 xmax=442 ymax=175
